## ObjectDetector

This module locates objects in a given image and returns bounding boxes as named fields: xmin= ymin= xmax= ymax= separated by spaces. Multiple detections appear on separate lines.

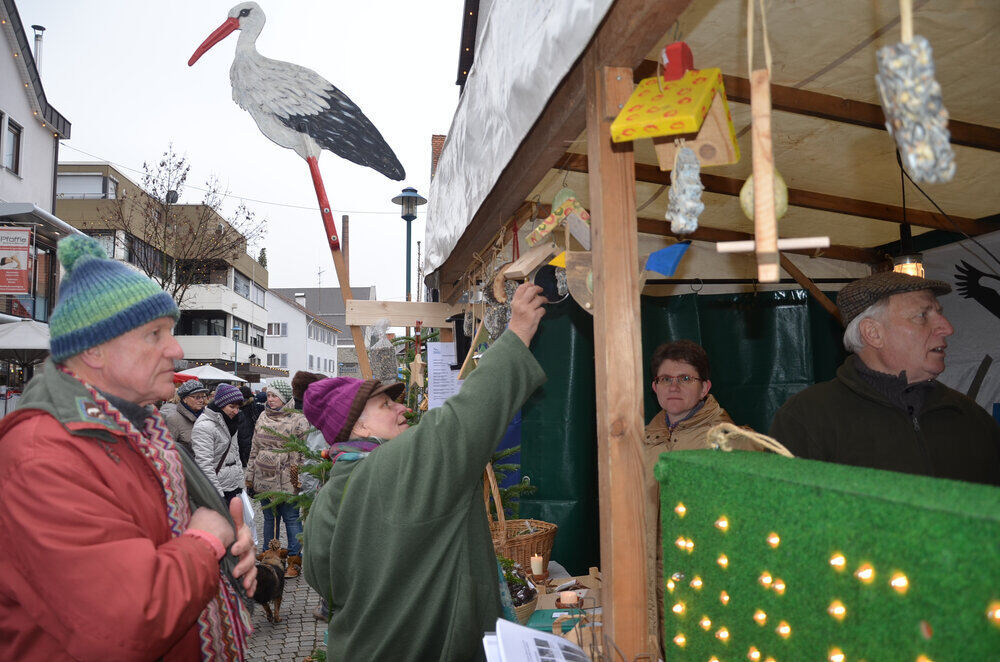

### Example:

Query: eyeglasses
xmin=653 ymin=374 xmax=702 ymax=386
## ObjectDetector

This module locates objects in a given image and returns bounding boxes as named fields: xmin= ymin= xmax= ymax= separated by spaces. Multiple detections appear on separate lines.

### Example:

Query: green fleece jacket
xmin=304 ymin=330 xmax=546 ymax=662
xmin=769 ymin=355 xmax=1000 ymax=486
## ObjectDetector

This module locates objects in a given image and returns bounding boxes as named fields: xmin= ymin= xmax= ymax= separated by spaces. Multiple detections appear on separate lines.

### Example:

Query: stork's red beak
xmin=188 ymin=17 xmax=240 ymax=66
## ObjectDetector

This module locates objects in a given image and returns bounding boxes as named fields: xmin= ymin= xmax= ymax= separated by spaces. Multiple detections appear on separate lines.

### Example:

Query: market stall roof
xmin=0 ymin=319 xmax=50 ymax=366
xmin=175 ymin=364 xmax=247 ymax=383
xmin=425 ymin=0 xmax=1000 ymax=300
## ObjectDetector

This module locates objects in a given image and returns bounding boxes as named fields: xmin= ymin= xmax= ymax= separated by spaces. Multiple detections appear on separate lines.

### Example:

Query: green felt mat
xmin=655 ymin=450 xmax=1000 ymax=661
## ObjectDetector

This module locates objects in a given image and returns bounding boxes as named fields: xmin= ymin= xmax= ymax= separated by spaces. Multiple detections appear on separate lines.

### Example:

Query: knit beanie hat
xmin=214 ymin=383 xmax=244 ymax=408
xmin=303 ymin=377 xmax=404 ymax=445
xmin=838 ymin=271 xmax=951 ymax=327
xmin=177 ymin=379 xmax=209 ymax=398
xmin=266 ymin=379 xmax=293 ymax=404
xmin=49 ymin=235 xmax=179 ymax=362
xmin=292 ymin=370 xmax=325 ymax=401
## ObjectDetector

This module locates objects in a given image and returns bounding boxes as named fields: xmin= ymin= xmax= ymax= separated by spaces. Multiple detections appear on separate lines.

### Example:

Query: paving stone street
xmin=246 ymin=500 xmax=326 ymax=662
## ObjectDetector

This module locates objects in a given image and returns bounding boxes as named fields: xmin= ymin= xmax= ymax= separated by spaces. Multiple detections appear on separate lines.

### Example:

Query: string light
xmin=673 ymin=633 xmax=687 ymax=647
xmin=753 ymin=609 xmax=767 ymax=625
xmin=776 ymin=621 xmax=791 ymax=638
xmin=748 ymin=646 xmax=762 ymax=661
xmin=890 ymin=572 xmax=909 ymax=594
xmin=675 ymin=503 xmax=687 ymax=517
xmin=720 ymin=591 xmax=730 ymax=605
xmin=715 ymin=627 xmax=730 ymax=641
xmin=699 ymin=616 xmax=712 ymax=630
xmin=987 ymin=601 xmax=1000 ymax=626
xmin=916 ymin=656 xmax=933 ymax=662
xmin=666 ymin=579 xmax=675 ymax=593
xmin=767 ymin=533 xmax=780 ymax=548
xmin=773 ymin=579 xmax=786 ymax=595
xmin=710 ymin=658 xmax=721 ymax=662
xmin=828 ymin=600 xmax=847 ymax=621
xmin=718 ymin=554 xmax=729 ymax=568
xmin=854 ymin=563 xmax=875 ymax=584
xmin=759 ymin=572 xmax=773 ymax=589
xmin=764 ymin=658 xmax=776 ymax=662
xmin=685 ymin=538 xmax=695 ymax=553
xmin=672 ymin=602 xmax=686 ymax=615
xmin=828 ymin=648 xmax=845 ymax=662
xmin=676 ymin=536 xmax=688 ymax=550
xmin=830 ymin=553 xmax=847 ymax=570
xmin=715 ymin=516 xmax=729 ymax=531
xmin=690 ymin=576 xmax=703 ymax=590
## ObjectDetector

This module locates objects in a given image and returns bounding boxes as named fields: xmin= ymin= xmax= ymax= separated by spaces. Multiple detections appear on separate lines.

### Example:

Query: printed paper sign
xmin=0 ymin=227 xmax=31 ymax=295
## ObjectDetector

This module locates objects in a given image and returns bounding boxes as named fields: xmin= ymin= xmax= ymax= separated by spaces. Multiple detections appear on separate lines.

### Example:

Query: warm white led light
xmin=776 ymin=621 xmax=791 ymax=638
xmin=666 ymin=579 xmax=675 ymax=593
xmin=854 ymin=563 xmax=875 ymax=584
xmin=676 ymin=536 xmax=687 ymax=550
xmin=675 ymin=503 xmax=687 ymax=517
xmin=830 ymin=553 xmax=846 ymax=570
xmin=767 ymin=533 xmax=780 ymax=548
xmin=828 ymin=648 xmax=845 ymax=662
xmin=828 ymin=600 xmax=846 ymax=621
xmin=759 ymin=572 xmax=773 ymax=588
xmin=890 ymin=572 xmax=909 ymax=594
xmin=748 ymin=646 xmax=761 ymax=661
xmin=673 ymin=633 xmax=687 ymax=647
xmin=700 ymin=616 xmax=712 ymax=630
xmin=690 ymin=576 xmax=703 ymax=590
xmin=715 ymin=516 xmax=729 ymax=531
xmin=753 ymin=609 xmax=767 ymax=625
xmin=715 ymin=627 xmax=730 ymax=641
xmin=685 ymin=539 xmax=695 ymax=553
xmin=672 ymin=602 xmax=686 ymax=615
xmin=988 ymin=601 xmax=1000 ymax=626
xmin=718 ymin=554 xmax=729 ymax=568
xmin=773 ymin=579 xmax=786 ymax=595
xmin=720 ymin=591 xmax=730 ymax=605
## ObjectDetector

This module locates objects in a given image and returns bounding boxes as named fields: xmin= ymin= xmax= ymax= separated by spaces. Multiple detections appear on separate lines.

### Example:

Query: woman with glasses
xmin=162 ymin=379 xmax=210 ymax=453
xmin=642 ymin=339 xmax=737 ymax=655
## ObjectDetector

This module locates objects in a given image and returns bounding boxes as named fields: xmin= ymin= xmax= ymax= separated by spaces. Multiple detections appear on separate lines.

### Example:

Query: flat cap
xmin=838 ymin=271 xmax=951 ymax=326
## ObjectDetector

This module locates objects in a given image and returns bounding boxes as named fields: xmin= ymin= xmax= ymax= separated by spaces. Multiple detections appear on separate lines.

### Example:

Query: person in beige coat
xmin=642 ymin=340 xmax=736 ymax=653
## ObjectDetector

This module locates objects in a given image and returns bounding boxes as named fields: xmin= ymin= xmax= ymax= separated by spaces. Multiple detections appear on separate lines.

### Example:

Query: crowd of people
xmin=0 ymin=234 xmax=996 ymax=661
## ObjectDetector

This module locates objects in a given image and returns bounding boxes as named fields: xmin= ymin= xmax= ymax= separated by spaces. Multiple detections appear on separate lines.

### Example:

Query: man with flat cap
xmin=769 ymin=271 xmax=1000 ymax=485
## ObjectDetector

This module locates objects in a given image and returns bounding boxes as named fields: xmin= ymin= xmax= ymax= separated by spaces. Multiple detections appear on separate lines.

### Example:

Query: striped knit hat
xmin=266 ymin=379 xmax=294 ymax=405
xmin=49 ymin=235 xmax=179 ymax=362
xmin=213 ymin=383 xmax=244 ymax=408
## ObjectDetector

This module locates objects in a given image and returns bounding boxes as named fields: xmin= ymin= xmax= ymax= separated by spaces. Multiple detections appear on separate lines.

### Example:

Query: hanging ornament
xmin=875 ymin=0 xmax=955 ymax=183
xmin=666 ymin=145 xmax=704 ymax=234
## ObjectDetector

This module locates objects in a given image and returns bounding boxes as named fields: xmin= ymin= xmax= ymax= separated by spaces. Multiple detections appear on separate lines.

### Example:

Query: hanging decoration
xmin=526 ymin=188 xmax=591 ymax=249
xmin=666 ymin=146 xmax=705 ymax=234
xmin=875 ymin=0 xmax=955 ymax=184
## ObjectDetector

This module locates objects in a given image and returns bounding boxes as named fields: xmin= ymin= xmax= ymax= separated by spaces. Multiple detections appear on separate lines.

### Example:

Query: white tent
xmin=0 ymin=320 xmax=50 ymax=366
xmin=176 ymin=364 xmax=247 ymax=383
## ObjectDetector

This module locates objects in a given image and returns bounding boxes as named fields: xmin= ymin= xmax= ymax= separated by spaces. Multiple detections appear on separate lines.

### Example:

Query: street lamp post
xmin=391 ymin=187 xmax=427 ymax=304
xmin=232 ymin=324 xmax=241 ymax=377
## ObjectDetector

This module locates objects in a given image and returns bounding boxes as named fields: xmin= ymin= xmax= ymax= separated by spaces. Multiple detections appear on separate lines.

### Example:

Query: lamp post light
xmin=391 ymin=187 xmax=427 ymax=303
xmin=232 ymin=324 xmax=241 ymax=377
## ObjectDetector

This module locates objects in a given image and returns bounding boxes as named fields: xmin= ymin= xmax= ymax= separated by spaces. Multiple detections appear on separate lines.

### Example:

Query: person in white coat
xmin=192 ymin=384 xmax=246 ymax=501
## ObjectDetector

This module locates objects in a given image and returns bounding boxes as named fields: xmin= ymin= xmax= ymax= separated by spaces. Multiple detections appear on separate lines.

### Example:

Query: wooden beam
xmin=779 ymin=253 xmax=843 ymax=324
xmin=587 ymin=62 xmax=651 ymax=658
xmin=634 ymin=60 xmax=1000 ymax=152
xmin=558 ymin=152 xmax=992 ymax=235
xmin=636 ymin=216 xmax=882 ymax=263
xmin=344 ymin=300 xmax=462 ymax=328
xmin=436 ymin=0 xmax=696 ymax=302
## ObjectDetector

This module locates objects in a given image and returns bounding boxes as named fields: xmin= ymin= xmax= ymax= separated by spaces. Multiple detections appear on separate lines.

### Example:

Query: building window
xmin=252 ymin=284 xmax=265 ymax=307
xmin=267 ymin=322 xmax=287 ymax=336
xmin=106 ymin=177 xmax=118 ymax=200
xmin=127 ymin=234 xmax=173 ymax=280
xmin=280 ymin=353 xmax=287 ymax=368
xmin=85 ymin=231 xmax=116 ymax=259
xmin=233 ymin=270 xmax=251 ymax=298
xmin=250 ymin=325 xmax=265 ymax=348
xmin=308 ymin=354 xmax=314 ymax=369
xmin=232 ymin=316 xmax=249 ymax=343
xmin=3 ymin=120 xmax=22 ymax=174
xmin=266 ymin=353 xmax=288 ymax=368
xmin=176 ymin=311 xmax=226 ymax=336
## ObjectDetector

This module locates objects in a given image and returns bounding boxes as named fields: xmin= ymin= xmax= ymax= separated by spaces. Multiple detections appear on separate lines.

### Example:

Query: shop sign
xmin=0 ymin=227 xmax=32 ymax=295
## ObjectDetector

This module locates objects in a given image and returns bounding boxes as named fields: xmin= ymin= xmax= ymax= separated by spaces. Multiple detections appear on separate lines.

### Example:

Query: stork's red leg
xmin=306 ymin=156 xmax=340 ymax=251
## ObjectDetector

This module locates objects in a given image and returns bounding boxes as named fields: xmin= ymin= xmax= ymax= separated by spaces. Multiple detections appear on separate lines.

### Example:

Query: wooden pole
xmin=751 ymin=68 xmax=779 ymax=282
xmin=585 ymin=61 xmax=650 ymax=657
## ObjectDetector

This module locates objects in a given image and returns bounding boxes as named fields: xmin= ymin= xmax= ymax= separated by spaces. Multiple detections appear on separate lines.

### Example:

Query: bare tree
xmin=97 ymin=145 xmax=266 ymax=307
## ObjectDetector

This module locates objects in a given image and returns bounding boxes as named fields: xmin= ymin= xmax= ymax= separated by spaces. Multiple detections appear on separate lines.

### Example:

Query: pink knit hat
xmin=303 ymin=377 xmax=405 ymax=444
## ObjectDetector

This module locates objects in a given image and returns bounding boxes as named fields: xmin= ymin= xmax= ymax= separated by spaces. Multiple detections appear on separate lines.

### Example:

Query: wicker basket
xmin=514 ymin=595 xmax=538 ymax=625
xmin=485 ymin=464 xmax=558 ymax=572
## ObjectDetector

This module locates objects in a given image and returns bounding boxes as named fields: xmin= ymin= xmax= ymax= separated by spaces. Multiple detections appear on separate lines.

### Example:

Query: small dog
xmin=254 ymin=540 xmax=287 ymax=622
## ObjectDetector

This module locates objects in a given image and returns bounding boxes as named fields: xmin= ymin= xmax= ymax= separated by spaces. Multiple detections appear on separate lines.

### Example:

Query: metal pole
xmin=405 ymin=218 xmax=412 ymax=302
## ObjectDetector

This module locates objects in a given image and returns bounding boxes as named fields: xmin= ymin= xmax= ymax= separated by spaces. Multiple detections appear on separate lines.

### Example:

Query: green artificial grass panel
xmin=654 ymin=451 xmax=1000 ymax=661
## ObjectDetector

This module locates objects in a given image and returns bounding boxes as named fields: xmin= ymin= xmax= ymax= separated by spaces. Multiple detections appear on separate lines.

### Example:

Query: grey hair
xmin=843 ymin=298 xmax=890 ymax=352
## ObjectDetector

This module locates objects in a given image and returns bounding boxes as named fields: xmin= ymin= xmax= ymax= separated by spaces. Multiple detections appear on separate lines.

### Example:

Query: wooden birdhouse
xmin=610 ymin=42 xmax=739 ymax=170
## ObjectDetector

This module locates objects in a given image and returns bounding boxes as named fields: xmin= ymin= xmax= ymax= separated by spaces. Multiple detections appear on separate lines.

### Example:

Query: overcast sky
xmin=18 ymin=0 xmax=464 ymax=302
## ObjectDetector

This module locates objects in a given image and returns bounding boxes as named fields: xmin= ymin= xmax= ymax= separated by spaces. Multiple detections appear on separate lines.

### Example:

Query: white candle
xmin=530 ymin=554 xmax=544 ymax=576
xmin=560 ymin=591 xmax=579 ymax=605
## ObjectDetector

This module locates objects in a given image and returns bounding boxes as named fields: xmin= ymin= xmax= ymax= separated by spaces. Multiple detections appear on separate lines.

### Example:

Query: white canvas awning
xmin=0 ymin=319 xmax=50 ymax=366
xmin=176 ymin=364 xmax=247 ymax=383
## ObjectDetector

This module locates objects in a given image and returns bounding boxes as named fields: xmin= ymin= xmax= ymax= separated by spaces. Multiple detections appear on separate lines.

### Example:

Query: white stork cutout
xmin=188 ymin=2 xmax=405 ymax=255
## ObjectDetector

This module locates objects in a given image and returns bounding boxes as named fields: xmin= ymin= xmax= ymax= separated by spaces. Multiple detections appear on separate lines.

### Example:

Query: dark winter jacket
xmin=236 ymin=401 xmax=262 ymax=467
xmin=769 ymin=355 xmax=1000 ymax=486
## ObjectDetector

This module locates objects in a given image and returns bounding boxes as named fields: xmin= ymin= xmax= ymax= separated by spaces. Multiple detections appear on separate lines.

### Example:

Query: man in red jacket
xmin=0 ymin=235 xmax=257 ymax=660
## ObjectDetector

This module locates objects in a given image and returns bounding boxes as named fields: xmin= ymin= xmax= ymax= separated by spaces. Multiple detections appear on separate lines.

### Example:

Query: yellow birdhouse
xmin=610 ymin=42 xmax=739 ymax=171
